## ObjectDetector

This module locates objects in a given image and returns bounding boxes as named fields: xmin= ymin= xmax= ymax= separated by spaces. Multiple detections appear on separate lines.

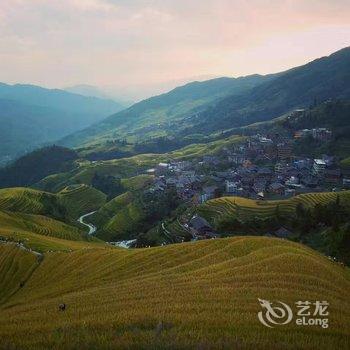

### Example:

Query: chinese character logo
xmin=258 ymin=298 xmax=293 ymax=328
xmin=258 ymin=299 xmax=329 ymax=329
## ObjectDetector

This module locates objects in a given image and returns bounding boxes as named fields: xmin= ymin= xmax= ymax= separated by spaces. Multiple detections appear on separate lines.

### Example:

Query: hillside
xmin=283 ymin=99 xmax=350 ymax=158
xmin=192 ymin=47 xmax=350 ymax=135
xmin=0 ymin=236 xmax=349 ymax=349
xmin=91 ymin=186 xmax=180 ymax=243
xmin=35 ymin=134 xmax=245 ymax=193
xmin=61 ymin=75 xmax=272 ymax=149
xmin=58 ymin=184 xmax=107 ymax=219
xmin=60 ymin=47 xmax=350 ymax=158
xmin=0 ymin=185 xmax=106 ymax=221
xmin=0 ymin=83 xmax=123 ymax=163
xmin=195 ymin=191 xmax=350 ymax=264
xmin=0 ymin=244 xmax=39 ymax=305
xmin=198 ymin=191 xmax=350 ymax=225
xmin=0 ymin=210 xmax=100 ymax=252
xmin=0 ymin=146 xmax=78 ymax=189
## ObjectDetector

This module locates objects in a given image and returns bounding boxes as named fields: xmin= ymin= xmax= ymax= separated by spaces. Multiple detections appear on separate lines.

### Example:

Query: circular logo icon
xmin=258 ymin=298 xmax=293 ymax=328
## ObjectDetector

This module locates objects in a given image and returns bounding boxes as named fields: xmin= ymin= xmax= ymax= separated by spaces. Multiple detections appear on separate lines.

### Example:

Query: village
xmin=143 ymin=125 xmax=349 ymax=241
xmin=147 ymin=129 xmax=348 ymax=202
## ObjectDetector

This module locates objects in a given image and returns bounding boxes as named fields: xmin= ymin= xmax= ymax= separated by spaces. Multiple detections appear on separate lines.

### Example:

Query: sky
xmin=0 ymin=0 xmax=349 ymax=100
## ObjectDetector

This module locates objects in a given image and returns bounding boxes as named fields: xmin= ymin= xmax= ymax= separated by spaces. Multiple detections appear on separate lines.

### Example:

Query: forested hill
xmin=60 ymin=47 xmax=350 ymax=154
xmin=0 ymin=83 xmax=124 ymax=163
xmin=0 ymin=83 xmax=123 ymax=116
xmin=0 ymin=146 xmax=78 ymax=188
xmin=190 ymin=47 xmax=350 ymax=134
xmin=61 ymin=74 xmax=275 ymax=148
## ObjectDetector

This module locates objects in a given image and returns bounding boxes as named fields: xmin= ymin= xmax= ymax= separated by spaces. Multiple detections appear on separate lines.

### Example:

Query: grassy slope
xmin=58 ymin=184 xmax=107 ymax=219
xmin=0 ymin=210 xmax=102 ymax=252
xmin=0 ymin=236 xmax=349 ymax=349
xmin=92 ymin=191 xmax=144 ymax=241
xmin=61 ymin=76 xmax=266 ymax=148
xmin=92 ymin=175 xmax=154 ymax=241
xmin=36 ymin=134 xmax=245 ymax=192
xmin=0 ymin=185 xmax=106 ymax=220
xmin=0 ymin=187 xmax=64 ymax=217
xmin=0 ymin=244 xmax=39 ymax=304
xmin=198 ymin=191 xmax=350 ymax=225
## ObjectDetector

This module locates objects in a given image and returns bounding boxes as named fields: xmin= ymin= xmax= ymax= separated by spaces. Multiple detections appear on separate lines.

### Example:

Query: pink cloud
xmin=0 ymin=0 xmax=349 ymax=98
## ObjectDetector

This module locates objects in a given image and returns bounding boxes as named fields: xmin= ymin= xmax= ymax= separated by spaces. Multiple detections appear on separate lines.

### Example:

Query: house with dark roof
xmin=274 ymin=227 xmax=293 ymax=239
xmin=189 ymin=215 xmax=218 ymax=238
xmin=269 ymin=182 xmax=285 ymax=195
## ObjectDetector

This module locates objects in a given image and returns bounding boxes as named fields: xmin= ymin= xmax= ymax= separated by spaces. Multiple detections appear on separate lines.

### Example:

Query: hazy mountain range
xmin=1 ymin=46 xmax=349 ymax=165
xmin=0 ymin=83 xmax=124 ymax=163
xmin=64 ymin=84 xmax=133 ymax=107
xmin=61 ymin=47 xmax=350 ymax=151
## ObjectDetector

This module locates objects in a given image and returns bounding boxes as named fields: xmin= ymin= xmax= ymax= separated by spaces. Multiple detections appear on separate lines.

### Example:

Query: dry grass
xmin=0 ymin=210 xmax=103 ymax=252
xmin=0 ymin=236 xmax=349 ymax=349
xmin=198 ymin=191 xmax=350 ymax=224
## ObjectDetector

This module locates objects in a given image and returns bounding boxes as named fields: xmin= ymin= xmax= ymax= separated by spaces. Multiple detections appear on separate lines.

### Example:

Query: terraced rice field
xmin=198 ymin=191 xmax=350 ymax=224
xmin=0 ymin=236 xmax=349 ymax=349
xmin=92 ymin=191 xmax=145 ymax=241
xmin=163 ymin=219 xmax=192 ymax=241
xmin=0 ymin=210 xmax=102 ymax=252
xmin=0 ymin=243 xmax=39 ymax=304
xmin=58 ymin=184 xmax=107 ymax=218
xmin=0 ymin=187 xmax=59 ymax=215
xmin=0 ymin=185 xmax=106 ymax=221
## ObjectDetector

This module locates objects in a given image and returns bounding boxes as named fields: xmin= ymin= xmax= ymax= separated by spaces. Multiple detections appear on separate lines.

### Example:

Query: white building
xmin=313 ymin=159 xmax=326 ymax=175
xmin=225 ymin=180 xmax=237 ymax=194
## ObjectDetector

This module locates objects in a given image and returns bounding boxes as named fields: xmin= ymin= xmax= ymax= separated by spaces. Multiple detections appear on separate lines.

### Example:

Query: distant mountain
xmin=191 ymin=47 xmax=350 ymax=134
xmin=61 ymin=74 xmax=274 ymax=148
xmin=64 ymin=84 xmax=131 ymax=106
xmin=0 ymin=83 xmax=124 ymax=162
xmin=61 ymin=47 xmax=350 ymax=152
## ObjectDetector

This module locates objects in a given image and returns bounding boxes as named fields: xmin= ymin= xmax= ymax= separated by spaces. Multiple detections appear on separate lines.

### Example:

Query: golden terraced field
xmin=0 ymin=236 xmax=349 ymax=349
xmin=198 ymin=191 xmax=350 ymax=224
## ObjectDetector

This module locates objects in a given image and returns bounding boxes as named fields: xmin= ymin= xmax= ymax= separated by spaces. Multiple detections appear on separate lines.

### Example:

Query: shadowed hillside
xmin=0 ymin=83 xmax=124 ymax=162
xmin=0 ymin=146 xmax=78 ymax=189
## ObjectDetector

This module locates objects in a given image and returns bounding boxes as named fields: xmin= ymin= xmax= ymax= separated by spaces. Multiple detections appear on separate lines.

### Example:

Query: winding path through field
xmin=78 ymin=211 xmax=97 ymax=235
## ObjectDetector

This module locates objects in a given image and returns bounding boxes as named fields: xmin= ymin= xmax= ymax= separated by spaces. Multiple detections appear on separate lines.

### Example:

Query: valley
xmin=1 ymin=46 xmax=350 ymax=349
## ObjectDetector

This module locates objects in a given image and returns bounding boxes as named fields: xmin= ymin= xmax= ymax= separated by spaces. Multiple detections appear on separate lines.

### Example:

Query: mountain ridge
xmin=61 ymin=47 xmax=350 ymax=151
xmin=0 ymin=83 xmax=125 ymax=163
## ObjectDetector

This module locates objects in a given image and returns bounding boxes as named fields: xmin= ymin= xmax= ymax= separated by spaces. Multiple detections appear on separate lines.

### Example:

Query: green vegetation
xmin=0 ymin=187 xmax=66 ymax=219
xmin=58 ymin=184 xmax=107 ymax=219
xmin=341 ymin=157 xmax=350 ymax=169
xmin=0 ymin=236 xmax=349 ymax=349
xmin=0 ymin=185 xmax=106 ymax=222
xmin=92 ymin=186 xmax=180 ymax=242
xmin=0 ymin=210 xmax=101 ymax=252
xmin=0 ymin=146 xmax=78 ymax=188
xmin=198 ymin=191 xmax=350 ymax=264
xmin=61 ymin=75 xmax=270 ymax=149
xmin=35 ymin=134 xmax=244 ymax=193
xmin=193 ymin=47 xmax=350 ymax=135
xmin=61 ymin=47 xmax=350 ymax=158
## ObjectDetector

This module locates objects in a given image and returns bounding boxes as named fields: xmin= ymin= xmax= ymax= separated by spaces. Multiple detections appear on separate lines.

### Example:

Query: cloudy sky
xmin=1 ymin=0 xmax=349 ymax=99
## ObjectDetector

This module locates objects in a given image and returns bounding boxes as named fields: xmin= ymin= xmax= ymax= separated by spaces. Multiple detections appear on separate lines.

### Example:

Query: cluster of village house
xmin=145 ymin=128 xmax=350 ymax=204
